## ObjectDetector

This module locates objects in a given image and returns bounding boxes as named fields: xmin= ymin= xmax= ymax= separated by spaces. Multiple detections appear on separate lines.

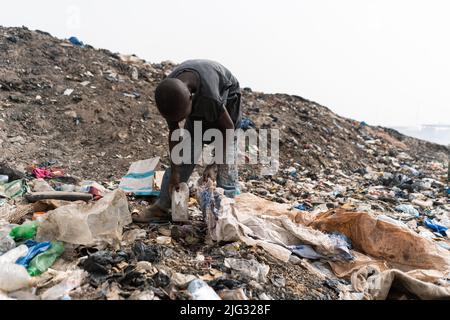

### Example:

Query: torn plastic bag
xmin=0 ymin=179 xmax=27 ymax=199
xmin=36 ymin=189 xmax=131 ymax=246
xmin=0 ymin=245 xmax=28 ymax=264
xmin=0 ymin=222 xmax=17 ymax=254
xmin=0 ymin=262 xmax=31 ymax=292
xmin=40 ymin=269 xmax=86 ymax=300
xmin=16 ymin=241 xmax=52 ymax=268
xmin=198 ymin=186 xmax=355 ymax=263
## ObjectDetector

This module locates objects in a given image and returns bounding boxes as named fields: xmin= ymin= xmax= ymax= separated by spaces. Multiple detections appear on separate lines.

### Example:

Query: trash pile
xmin=0 ymin=27 xmax=449 ymax=300
xmin=0 ymin=151 xmax=448 ymax=300
xmin=0 ymin=161 xmax=340 ymax=300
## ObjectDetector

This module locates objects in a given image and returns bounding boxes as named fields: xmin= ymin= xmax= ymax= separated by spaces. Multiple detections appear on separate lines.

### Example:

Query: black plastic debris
xmin=132 ymin=242 xmax=163 ymax=263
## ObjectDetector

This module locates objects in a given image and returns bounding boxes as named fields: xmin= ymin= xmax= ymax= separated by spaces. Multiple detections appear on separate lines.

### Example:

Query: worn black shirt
xmin=167 ymin=59 xmax=241 ymax=126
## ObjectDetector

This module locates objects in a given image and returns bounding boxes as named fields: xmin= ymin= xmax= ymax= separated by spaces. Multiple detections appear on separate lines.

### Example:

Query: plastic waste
xmin=60 ymin=184 xmax=75 ymax=192
xmin=0 ymin=245 xmax=28 ymax=264
xmin=171 ymin=182 xmax=189 ymax=222
xmin=395 ymin=204 xmax=420 ymax=217
xmin=0 ymin=179 xmax=27 ymax=199
xmin=187 ymin=279 xmax=221 ymax=300
xmin=68 ymin=36 xmax=84 ymax=47
xmin=329 ymin=232 xmax=354 ymax=261
xmin=424 ymin=218 xmax=448 ymax=236
xmin=0 ymin=262 xmax=31 ymax=292
xmin=0 ymin=175 xmax=8 ymax=184
xmin=40 ymin=269 xmax=86 ymax=300
xmin=16 ymin=241 xmax=52 ymax=268
xmin=224 ymin=258 xmax=270 ymax=283
xmin=29 ymin=178 xmax=54 ymax=192
xmin=240 ymin=117 xmax=255 ymax=131
xmin=9 ymin=221 xmax=37 ymax=241
xmin=289 ymin=244 xmax=325 ymax=260
xmin=36 ymin=189 xmax=131 ymax=245
xmin=294 ymin=203 xmax=307 ymax=211
xmin=79 ymin=181 xmax=107 ymax=194
xmin=27 ymin=241 xmax=65 ymax=276
xmin=0 ymin=224 xmax=16 ymax=254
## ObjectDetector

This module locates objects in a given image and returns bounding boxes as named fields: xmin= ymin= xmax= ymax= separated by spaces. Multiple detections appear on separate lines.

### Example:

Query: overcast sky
xmin=1 ymin=0 xmax=449 ymax=128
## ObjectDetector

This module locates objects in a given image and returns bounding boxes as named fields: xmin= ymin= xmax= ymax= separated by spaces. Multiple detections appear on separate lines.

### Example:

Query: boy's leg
xmin=216 ymin=93 xmax=241 ymax=198
xmin=216 ymin=131 xmax=239 ymax=198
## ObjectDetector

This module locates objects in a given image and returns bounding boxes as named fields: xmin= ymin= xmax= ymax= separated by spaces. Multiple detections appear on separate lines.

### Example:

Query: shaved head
xmin=155 ymin=78 xmax=191 ymax=122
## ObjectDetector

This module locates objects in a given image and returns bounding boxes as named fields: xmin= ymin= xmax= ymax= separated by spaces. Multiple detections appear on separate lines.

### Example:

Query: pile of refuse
xmin=0 ymin=27 xmax=449 ymax=300
xmin=0 ymin=160 xmax=341 ymax=300
xmin=0 ymin=151 xmax=449 ymax=300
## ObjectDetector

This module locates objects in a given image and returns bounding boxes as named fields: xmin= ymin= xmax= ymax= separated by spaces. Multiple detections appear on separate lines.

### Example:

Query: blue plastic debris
xmin=69 ymin=36 xmax=84 ymax=47
xmin=199 ymin=188 xmax=222 ymax=218
xmin=240 ymin=117 xmax=255 ymax=130
xmin=294 ymin=203 xmax=307 ymax=211
xmin=16 ymin=241 xmax=52 ymax=268
xmin=424 ymin=218 xmax=448 ymax=236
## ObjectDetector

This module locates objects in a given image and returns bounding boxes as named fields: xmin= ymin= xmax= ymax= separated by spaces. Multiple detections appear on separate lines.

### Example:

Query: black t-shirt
xmin=167 ymin=59 xmax=241 ymax=125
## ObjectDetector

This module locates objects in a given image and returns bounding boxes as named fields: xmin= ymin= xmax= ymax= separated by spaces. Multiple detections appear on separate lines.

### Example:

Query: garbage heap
xmin=0 ymin=151 xmax=449 ymax=300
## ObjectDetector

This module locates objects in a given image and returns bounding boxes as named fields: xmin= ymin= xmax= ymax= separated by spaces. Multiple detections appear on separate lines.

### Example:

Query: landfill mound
xmin=0 ymin=26 xmax=447 ymax=181
xmin=0 ymin=26 xmax=449 ymax=301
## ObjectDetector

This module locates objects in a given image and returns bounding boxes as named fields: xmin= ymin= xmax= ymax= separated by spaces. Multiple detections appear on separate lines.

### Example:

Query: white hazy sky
xmin=1 ymin=0 xmax=449 ymax=127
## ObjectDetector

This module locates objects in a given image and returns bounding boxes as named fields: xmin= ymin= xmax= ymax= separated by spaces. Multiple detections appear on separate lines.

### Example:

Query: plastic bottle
xmin=0 ymin=225 xmax=16 ymax=254
xmin=0 ymin=245 xmax=28 ymax=264
xmin=187 ymin=279 xmax=221 ymax=300
xmin=27 ymin=241 xmax=65 ymax=276
xmin=9 ymin=221 xmax=38 ymax=241
xmin=0 ymin=262 xmax=31 ymax=292
xmin=172 ymin=182 xmax=190 ymax=222
xmin=40 ymin=269 xmax=85 ymax=300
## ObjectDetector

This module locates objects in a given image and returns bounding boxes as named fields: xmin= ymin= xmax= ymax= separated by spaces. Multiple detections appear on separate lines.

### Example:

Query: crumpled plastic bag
xmin=198 ymin=184 xmax=357 ymax=263
xmin=0 ymin=179 xmax=28 ymax=199
xmin=36 ymin=190 xmax=131 ymax=246
xmin=351 ymin=266 xmax=450 ymax=300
